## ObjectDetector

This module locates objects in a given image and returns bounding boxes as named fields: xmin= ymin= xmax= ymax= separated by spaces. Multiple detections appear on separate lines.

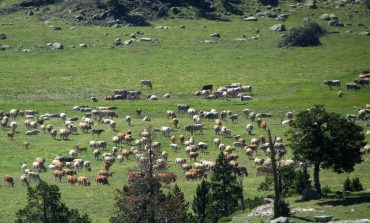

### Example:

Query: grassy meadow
xmin=0 ymin=1 xmax=370 ymax=222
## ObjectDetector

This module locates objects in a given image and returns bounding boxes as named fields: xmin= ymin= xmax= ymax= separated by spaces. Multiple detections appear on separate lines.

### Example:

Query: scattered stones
xmin=314 ymin=215 xmax=333 ymax=222
xmin=0 ymin=33 xmax=6 ymax=39
xmin=79 ymin=44 xmax=88 ymax=48
xmin=210 ymin=33 xmax=221 ymax=37
xmin=243 ymin=17 xmax=258 ymax=21
xmin=51 ymin=42 xmax=63 ymax=50
xmin=140 ymin=37 xmax=152 ymax=41
xmin=269 ymin=24 xmax=286 ymax=31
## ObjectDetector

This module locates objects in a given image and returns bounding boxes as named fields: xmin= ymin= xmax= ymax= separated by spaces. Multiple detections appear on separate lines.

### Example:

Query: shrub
xmin=343 ymin=177 xmax=353 ymax=191
xmin=351 ymin=177 xmax=363 ymax=191
xmin=322 ymin=185 xmax=332 ymax=195
xmin=295 ymin=169 xmax=311 ymax=195
xmin=245 ymin=196 xmax=265 ymax=209
xmin=279 ymin=22 xmax=326 ymax=47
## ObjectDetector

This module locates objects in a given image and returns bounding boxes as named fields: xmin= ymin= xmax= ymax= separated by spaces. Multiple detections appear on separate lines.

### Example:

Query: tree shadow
xmin=317 ymin=192 xmax=370 ymax=206
xmin=290 ymin=215 xmax=314 ymax=222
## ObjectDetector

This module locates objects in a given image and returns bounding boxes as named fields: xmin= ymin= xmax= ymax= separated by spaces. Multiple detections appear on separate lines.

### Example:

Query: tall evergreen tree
xmin=207 ymin=152 xmax=242 ymax=222
xmin=192 ymin=180 xmax=210 ymax=223
xmin=286 ymin=105 xmax=366 ymax=195
xmin=16 ymin=181 xmax=90 ymax=223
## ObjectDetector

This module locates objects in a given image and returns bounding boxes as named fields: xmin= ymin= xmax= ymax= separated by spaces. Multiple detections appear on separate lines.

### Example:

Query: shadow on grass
xmin=290 ymin=215 xmax=314 ymax=222
xmin=318 ymin=192 xmax=370 ymax=206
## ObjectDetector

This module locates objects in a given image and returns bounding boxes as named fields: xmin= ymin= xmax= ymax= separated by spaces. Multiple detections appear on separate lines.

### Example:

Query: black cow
xmin=202 ymin=84 xmax=213 ymax=92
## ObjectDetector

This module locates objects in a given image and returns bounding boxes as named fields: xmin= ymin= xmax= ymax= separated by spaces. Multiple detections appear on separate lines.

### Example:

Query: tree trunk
xmin=267 ymin=128 xmax=280 ymax=219
xmin=313 ymin=162 xmax=321 ymax=195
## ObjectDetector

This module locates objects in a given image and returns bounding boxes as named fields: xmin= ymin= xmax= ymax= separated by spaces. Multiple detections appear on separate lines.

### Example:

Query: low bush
xmin=279 ymin=22 xmax=326 ymax=47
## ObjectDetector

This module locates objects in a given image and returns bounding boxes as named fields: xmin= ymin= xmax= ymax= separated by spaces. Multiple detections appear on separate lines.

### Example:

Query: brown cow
xmin=189 ymin=152 xmax=199 ymax=161
xmin=64 ymin=169 xmax=77 ymax=176
xmin=179 ymin=134 xmax=185 ymax=144
xmin=128 ymin=171 xmax=142 ymax=182
xmin=98 ymin=170 xmax=113 ymax=177
xmin=96 ymin=175 xmax=110 ymax=185
xmin=3 ymin=175 xmax=14 ymax=187
xmin=77 ymin=176 xmax=91 ymax=186
xmin=67 ymin=176 xmax=77 ymax=186
xmin=121 ymin=149 xmax=131 ymax=160
xmin=53 ymin=170 xmax=65 ymax=182
xmin=156 ymin=172 xmax=176 ymax=184
xmin=172 ymin=118 xmax=179 ymax=129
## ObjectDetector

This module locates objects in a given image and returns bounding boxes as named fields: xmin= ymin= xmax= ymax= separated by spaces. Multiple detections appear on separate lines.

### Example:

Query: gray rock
xmin=269 ymin=24 xmax=286 ymax=31
xmin=243 ymin=17 xmax=258 ymax=21
xmin=266 ymin=5 xmax=273 ymax=10
xmin=210 ymin=33 xmax=221 ymax=37
xmin=319 ymin=14 xmax=331 ymax=20
xmin=22 ymin=49 xmax=30 ymax=52
xmin=124 ymin=39 xmax=134 ymax=45
xmin=27 ymin=10 xmax=34 ymax=16
xmin=0 ymin=33 xmax=6 ymax=39
xmin=179 ymin=25 xmax=186 ymax=29
xmin=49 ymin=25 xmax=62 ymax=30
xmin=114 ymin=38 xmax=121 ymax=46
xmin=270 ymin=217 xmax=291 ymax=223
xmin=112 ymin=24 xmax=121 ymax=28
xmin=69 ymin=27 xmax=75 ymax=30
xmin=267 ymin=12 xmax=278 ymax=18
xmin=52 ymin=42 xmax=63 ymax=49
xmin=204 ymin=40 xmax=217 ymax=43
xmin=79 ymin=43 xmax=88 ymax=48
xmin=328 ymin=20 xmax=344 ymax=27
xmin=104 ymin=32 xmax=108 ymax=36
xmin=276 ymin=13 xmax=289 ymax=21
xmin=359 ymin=31 xmax=370 ymax=36
xmin=329 ymin=13 xmax=338 ymax=20
xmin=140 ymin=37 xmax=152 ymax=41
xmin=0 ymin=45 xmax=11 ymax=50
xmin=235 ymin=38 xmax=247 ymax=41
xmin=366 ymin=130 xmax=370 ymax=135
xmin=313 ymin=216 xmax=333 ymax=222
xmin=305 ymin=0 xmax=317 ymax=8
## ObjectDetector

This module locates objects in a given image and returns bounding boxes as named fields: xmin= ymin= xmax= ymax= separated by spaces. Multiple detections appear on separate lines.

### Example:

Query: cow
xmin=177 ymin=104 xmax=190 ymax=112
xmin=3 ymin=175 xmax=14 ymax=187
xmin=77 ymin=176 xmax=91 ymax=186
xmin=27 ymin=172 xmax=41 ymax=183
xmin=202 ymin=84 xmax=213 ymax=92
xmin=92 ymin=128 xmax=105 ymax=136
xmin=354 ymin=78 xmax=369 ymax=86
xmin=346 ymin=83 xmax=361 ymax=90
xmin=96 ymin=175 xmax=110 ymax=185
xmin=20 ymin=175 xmax=29 ymax=186
xmin=140 ymin=80 xmax=153 ymax=89
xmin=324 ymin=80 xmax=341 ymax=89
xmin=185 ymin=124 xmax=203 ymax=135
xmin=53 ymin=170 xmax=65 ymax=182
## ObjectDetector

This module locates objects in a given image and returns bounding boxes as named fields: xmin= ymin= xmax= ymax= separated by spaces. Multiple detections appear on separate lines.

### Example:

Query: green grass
xmin=0 ymin=1 xmax=370 ymax=222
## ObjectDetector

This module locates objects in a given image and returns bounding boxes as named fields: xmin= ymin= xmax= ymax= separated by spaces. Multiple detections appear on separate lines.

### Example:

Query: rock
xmin=266 ymin=5 xmax=272 ymax=10
xmin=276 ymin=13 xmax=289 ymax=21
xmin=359 ymin=31 xmax=370 ymax=36
xmin=79 ymin=44 xmax=88 ymax=48
xmin=75 ymin=14 xmax=83 ymax=20
xmin=243 ymin=17 xmax=258 ymax=21
xmin=179 ymin=25 xmax=186 ymax=29
xmin=69 ymin=27 xmax=75 ymax=30
xmin=0 ymin=33 xmax=6 ymax=39
xmin=112 ymin=24 xmax=121 ymax=28
xmin=114 ymin=38 xmax=121 ymax=46
xmin=269 ymin=24 xmax=286 ymax=31
xmin=328 ymin=20 xmax=343 ymax=27
xmin=124 ymin=39 xmax=134 ymax=45
xmin=49 ymin=25 xmax=61 ymax=30
xmin=256 ymin=29 xmax=260 ymax=33
xmin=27 ymin=10 xmax=34 ymax=16
xmin=204 ymin=40 xmax=217 ymax=43
xmin=305 ymin=0 xmax=317 ymax=8
xmin=357 ymin=23 xmax=365 ymax=26
xmin=51 ymin=42 xmax=63 ymax=50
xmin=329 ymin=13 xmax=338 ymax=20
xmin=319 ymin=14 xmax=331 ymax=20
xmin=140 ymin=37 xmax=152 ymax=41
xmin=70 ymin=45 xmax=75 ymax=48
xmin=104 ymin=32 xmax=108 ymax=36
xmin=22 ymin=49 xmax=30 ymax=52
xmin=366 ymin=130 xmax=370 ymax=135
xmin=0 ymin=45 xmax=10 ymax=50
xmin=235 ymin=38 xmax=247 ymax=41
xmin=266 ymin=12 xmax=278 ymax=18
xmin=270 ymin=217 xmax=291 ymax=223
xmin=210 ymin=33 xmax=221 ymax=37
xmin=313 ymin=216 xmax=333 ymax=222
xmin=302 ymin=188 xmax=321 ymax=201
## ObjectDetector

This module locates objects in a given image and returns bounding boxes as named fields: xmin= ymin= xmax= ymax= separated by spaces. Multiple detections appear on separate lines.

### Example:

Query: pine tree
xmin=207 ymin=152 xmax=242 ymax=222
xmin=16 ymin=181 xmax=90 ymax=223
xmin=192 ymin=180 xmax=210 ymax=223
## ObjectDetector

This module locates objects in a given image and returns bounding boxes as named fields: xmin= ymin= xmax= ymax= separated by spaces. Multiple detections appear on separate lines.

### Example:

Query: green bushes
xmin=279 ymin=22 xmax=326 ymax=47
xmin=343 ymin=177 xmax=364 ymax=192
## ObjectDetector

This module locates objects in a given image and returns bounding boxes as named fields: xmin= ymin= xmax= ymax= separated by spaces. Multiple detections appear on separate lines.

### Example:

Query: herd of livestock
xmin=1 ymin=78 xmax=369 ymax=188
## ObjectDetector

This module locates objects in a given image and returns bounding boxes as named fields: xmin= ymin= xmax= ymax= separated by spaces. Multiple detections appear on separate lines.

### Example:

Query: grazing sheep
xmin=246 ymin=124 xmax=253 ymax=135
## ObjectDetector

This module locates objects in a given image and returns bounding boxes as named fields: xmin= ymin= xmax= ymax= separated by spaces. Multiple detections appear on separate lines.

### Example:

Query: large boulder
xmin=243 ymin=17 xmax=258 ymax=21
xmin=305 ymin=0 xmax=317 ymax=8
xmin=52 ymin=43 xmax=63 ymax=50
xmin=210 ymin=33 xmax=221 ymax=37
xmin=269 ymin=24 xmax=286 ymax=32
xmin=319 ymin=14 xmax=331 ymax=20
